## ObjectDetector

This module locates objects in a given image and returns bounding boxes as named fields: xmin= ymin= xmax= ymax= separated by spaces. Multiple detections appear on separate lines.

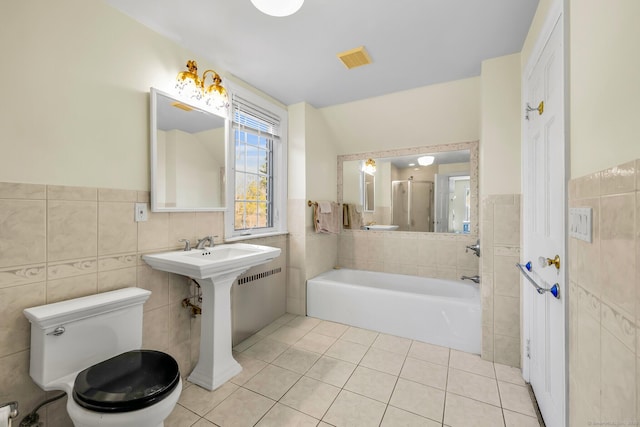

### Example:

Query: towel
xmin=314 ymin=201 xmax=341 ymax=234
xmin=342 ymin=203 xmax=363 ymax=230
xmin=342 ymin=204 xmax=351 ymax=228
xmin=318 ymin=201 xmax=332 ymax=213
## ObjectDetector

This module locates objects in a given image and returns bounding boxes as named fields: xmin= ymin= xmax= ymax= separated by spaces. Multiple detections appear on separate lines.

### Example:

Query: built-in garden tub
xmin=307 ymin=268 xmax=481 ymax=354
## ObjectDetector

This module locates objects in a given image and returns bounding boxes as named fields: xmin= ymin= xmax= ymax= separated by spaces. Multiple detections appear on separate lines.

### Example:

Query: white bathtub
xmin=307 ymin=268 xmax=481 ymax=354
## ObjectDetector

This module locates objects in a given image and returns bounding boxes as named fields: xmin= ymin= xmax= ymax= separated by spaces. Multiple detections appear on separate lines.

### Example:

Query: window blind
xmin=232 ymin=95 xmax=281 ymax=137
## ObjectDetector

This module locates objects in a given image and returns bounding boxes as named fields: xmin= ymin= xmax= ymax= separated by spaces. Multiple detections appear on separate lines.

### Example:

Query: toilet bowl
xmin=23 ymin=288 xmax=181 ymax=427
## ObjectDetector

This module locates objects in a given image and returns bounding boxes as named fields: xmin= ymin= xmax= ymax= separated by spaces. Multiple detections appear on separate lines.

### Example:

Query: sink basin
xmin=142 ymin=242 xmax=281 ymax=391
xmin=143 ymin=243 xmax=281 ymax=280
xmin=363 ymin=224 xmax=399 ymax=231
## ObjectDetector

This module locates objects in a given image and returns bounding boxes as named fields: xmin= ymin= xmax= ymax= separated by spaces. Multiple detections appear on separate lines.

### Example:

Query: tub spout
xmin=461 ymin=275 xmax=480 ymax=284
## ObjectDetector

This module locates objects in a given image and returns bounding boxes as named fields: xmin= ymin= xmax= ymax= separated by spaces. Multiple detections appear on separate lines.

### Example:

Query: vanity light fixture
xmin=175 ymin=60 xmax=229 ymax=111
xmin=251 ymin=0 xmax=304 ymax=17
xmin=417 ymin=155 xmax=435 ymax=166
xmin=363 ymin=158 xmax=377 ymax=175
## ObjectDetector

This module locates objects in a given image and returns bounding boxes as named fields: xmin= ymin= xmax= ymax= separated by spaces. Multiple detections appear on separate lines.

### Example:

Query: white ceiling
xmin=103 ymin=0 xmax=539 ymax=108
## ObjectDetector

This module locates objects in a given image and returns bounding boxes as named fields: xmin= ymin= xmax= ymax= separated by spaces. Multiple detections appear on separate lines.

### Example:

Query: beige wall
xmin=480 ymin=54 xmax=522 ymax=196
xmin=286 ymin=103 xmax=339 ymax=315
xmin=319 ymin=77 xmax=481 ymax=155
xmin=478 ymin=53 xmax=522 ymax=367
xmin=480 ymin=195 xmax=522 ymax=367
xmin=0 ymin=182 xmax=287 ymax=424
xmin=568 ymin=160 xmax=639 ymax=426
xmin=338 ymin=231 xmax=479 ymax=280
xmin=569 ymin=0 xmax=640 ymax=178
xmin=520 ymin=0 xmax=640 ymax=424
xmin=305 ymin=104 xmax=339 ymax=227
xmin=523 ymin=0 xmax=640 ymax=179
xmin=0 ymin=0 xmax=221 ymax=190
xmin=0 ymin=0 xmax=291 ymax=420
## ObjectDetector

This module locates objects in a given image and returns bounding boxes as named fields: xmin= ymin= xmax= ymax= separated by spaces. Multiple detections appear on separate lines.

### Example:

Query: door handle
xmin=516 ymin=262 xmax=560 ymax=299
xmin=538 ymin=255 xmax=561 ymax=270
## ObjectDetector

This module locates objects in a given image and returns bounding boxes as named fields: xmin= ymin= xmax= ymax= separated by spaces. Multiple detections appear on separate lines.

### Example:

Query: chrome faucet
xmin=195 ymin=235 xmax=217 ymax=249
xmin=465 ymin=239 xmax=480 ymax=257
xmin=461 ymin=275 xmax=480 ymax=284
xmin=178 ymin=239 xmax=191 ymax=251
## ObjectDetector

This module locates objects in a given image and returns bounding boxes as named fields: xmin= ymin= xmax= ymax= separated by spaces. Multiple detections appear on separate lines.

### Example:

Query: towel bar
xmin=515 ymin=262 xmax=560 ymax=299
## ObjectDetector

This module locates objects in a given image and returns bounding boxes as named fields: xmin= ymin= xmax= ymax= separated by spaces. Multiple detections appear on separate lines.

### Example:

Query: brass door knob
xmin=547 ymin=255 xmax=561 ymax=270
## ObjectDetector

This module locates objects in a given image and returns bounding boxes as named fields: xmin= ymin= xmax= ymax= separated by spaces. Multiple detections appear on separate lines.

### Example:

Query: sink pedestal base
xmin=187 ymin=273 xmax=243 ymax=390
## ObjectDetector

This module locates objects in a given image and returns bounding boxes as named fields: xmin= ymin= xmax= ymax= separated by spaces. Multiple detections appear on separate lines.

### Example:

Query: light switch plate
xmin=134 ymin=203 xmax=148 ymax=222
xmin=569 ymin=207 xmax=592 ymax=243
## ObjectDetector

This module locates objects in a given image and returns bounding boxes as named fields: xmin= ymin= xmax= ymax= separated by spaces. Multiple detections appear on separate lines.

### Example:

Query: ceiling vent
xmin=337 ymin=46 xmax=372 ymax=70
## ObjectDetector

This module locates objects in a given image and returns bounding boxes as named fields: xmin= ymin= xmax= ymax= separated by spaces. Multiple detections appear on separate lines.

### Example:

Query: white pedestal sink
xmin=143 ymin=243 xmax=281 ymax=390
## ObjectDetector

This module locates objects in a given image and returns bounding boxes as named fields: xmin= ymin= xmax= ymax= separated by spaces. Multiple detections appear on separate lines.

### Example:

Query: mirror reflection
xmin=363 ymin=172 xmax=375 ymax=212
xmin=151 ymin=88 xmax=227 ymax=211
xmin=340 ymin=148 xmax=474 ymax=233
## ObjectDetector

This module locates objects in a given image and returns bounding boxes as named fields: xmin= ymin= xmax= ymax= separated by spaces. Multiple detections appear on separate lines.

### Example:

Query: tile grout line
xmin=494 ymin=360 xmax=507 ymax=427
xmin=441 ymin=346 xmax=452 ymax=426
xmin=376 ymin=346 xmax=411 ymax=427
xmin=183 ymin=317 xmax=538 ymax=426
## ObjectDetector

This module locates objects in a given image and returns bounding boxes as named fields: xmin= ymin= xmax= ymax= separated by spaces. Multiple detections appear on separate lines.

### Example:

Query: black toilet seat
xmin=72 ymin=350 xmax=180 ymax=413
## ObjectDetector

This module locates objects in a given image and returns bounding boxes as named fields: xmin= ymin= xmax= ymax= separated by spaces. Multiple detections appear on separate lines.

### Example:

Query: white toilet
xmin=23 ymin=287 xmax=182 ymax=427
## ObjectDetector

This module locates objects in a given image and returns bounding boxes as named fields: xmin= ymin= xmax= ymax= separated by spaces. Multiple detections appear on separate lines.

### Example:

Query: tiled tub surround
xmin=337 ymin=230 xmax=479 ymax=280
xmin=0 ymin=182 xmax=287 ymax=426
xmin=168 ymin=314 xmax=541 ymax=427
xmin=480 ymin=194 xmax=522 ymax=367
xmin=568 ymin=160 xmax=639 ymax=426
xmin=286 ymin=198 xmax=338 ymax=316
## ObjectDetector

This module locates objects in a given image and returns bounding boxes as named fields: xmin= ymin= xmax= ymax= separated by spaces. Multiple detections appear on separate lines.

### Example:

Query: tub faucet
xmin=195 ymin=235 xmax=217 ymax=249
xmin=465 ymin=239 xmax=480 ymax=257
xmin=461 ymin=275 xmax=480 ymax=284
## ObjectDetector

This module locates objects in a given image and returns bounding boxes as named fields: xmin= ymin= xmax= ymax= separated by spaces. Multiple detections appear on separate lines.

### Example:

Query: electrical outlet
xmin=134 ymin=203 xmax=148 ymax=222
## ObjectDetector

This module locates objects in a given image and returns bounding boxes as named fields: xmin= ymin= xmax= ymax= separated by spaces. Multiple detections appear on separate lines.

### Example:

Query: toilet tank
xmin=23 ymin=287 xmax=151 ymax=390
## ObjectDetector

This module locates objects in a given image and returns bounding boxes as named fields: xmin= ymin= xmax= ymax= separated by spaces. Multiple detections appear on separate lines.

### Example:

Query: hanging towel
xmin=343 ymin=204 xmax=351 ymax=228
xmin=341 ymin=203 xmax=360 ymax=229
xmin=342 ymin=203 xmax=363 ymax=230
xmin=318 ymin=201 xmax=332 ymax=213
xmin=350 ymin=204 xmax=363 ymax=229
xmin=314 ymin=201 xmax=341 ymax=234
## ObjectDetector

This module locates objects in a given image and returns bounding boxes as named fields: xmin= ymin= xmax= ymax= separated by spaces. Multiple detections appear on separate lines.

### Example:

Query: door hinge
xmin=526 ymin=339 xmax=531 ymax=359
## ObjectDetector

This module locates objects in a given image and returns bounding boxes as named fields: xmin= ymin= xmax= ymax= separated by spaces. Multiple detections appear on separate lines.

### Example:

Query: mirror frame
xmin=337 ymin=140 xmax=479 ymax=234
xmin=150 ymin=87 xmax=229 ymax=212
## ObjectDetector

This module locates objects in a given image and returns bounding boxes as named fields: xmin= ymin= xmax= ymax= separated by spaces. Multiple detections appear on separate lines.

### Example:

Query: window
xmin=225 ymin=86 xmax=287 ymax=238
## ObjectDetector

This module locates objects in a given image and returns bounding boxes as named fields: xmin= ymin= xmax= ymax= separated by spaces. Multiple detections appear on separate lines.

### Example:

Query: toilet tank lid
xmin=24 ymin=288 xmax=151 ymax=330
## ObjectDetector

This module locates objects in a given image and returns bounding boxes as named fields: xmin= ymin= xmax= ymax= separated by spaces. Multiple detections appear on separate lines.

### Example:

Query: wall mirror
xmin=338 ymin=141 xmax=478 ymax=234
xmin=363 ymin=172 xmax=375 ymax=211
xmin=150 ymin=88 xmax=228 ymax=211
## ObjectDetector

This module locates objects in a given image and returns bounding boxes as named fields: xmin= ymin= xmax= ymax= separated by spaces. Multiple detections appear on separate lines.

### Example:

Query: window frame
xmin=224 ymin=83 xmax=288 ymax=240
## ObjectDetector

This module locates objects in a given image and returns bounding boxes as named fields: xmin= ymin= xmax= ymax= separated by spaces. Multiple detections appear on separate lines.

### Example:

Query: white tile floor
xmin=167 ymin=314 xmax=541 ymax=427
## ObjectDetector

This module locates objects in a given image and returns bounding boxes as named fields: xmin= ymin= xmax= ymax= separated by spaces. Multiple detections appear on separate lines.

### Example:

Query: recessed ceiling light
xmin=417 ymin=156 xmax=435 ymax=166
xmin=251 ymin=0 xmax=304 ymax=17
xmin=408 ymin=163 xmax=415 ymax=167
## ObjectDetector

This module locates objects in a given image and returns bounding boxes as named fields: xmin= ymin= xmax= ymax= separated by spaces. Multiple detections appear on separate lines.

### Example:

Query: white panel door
xmin=522 ymin=10 xmax=566 ymax=427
